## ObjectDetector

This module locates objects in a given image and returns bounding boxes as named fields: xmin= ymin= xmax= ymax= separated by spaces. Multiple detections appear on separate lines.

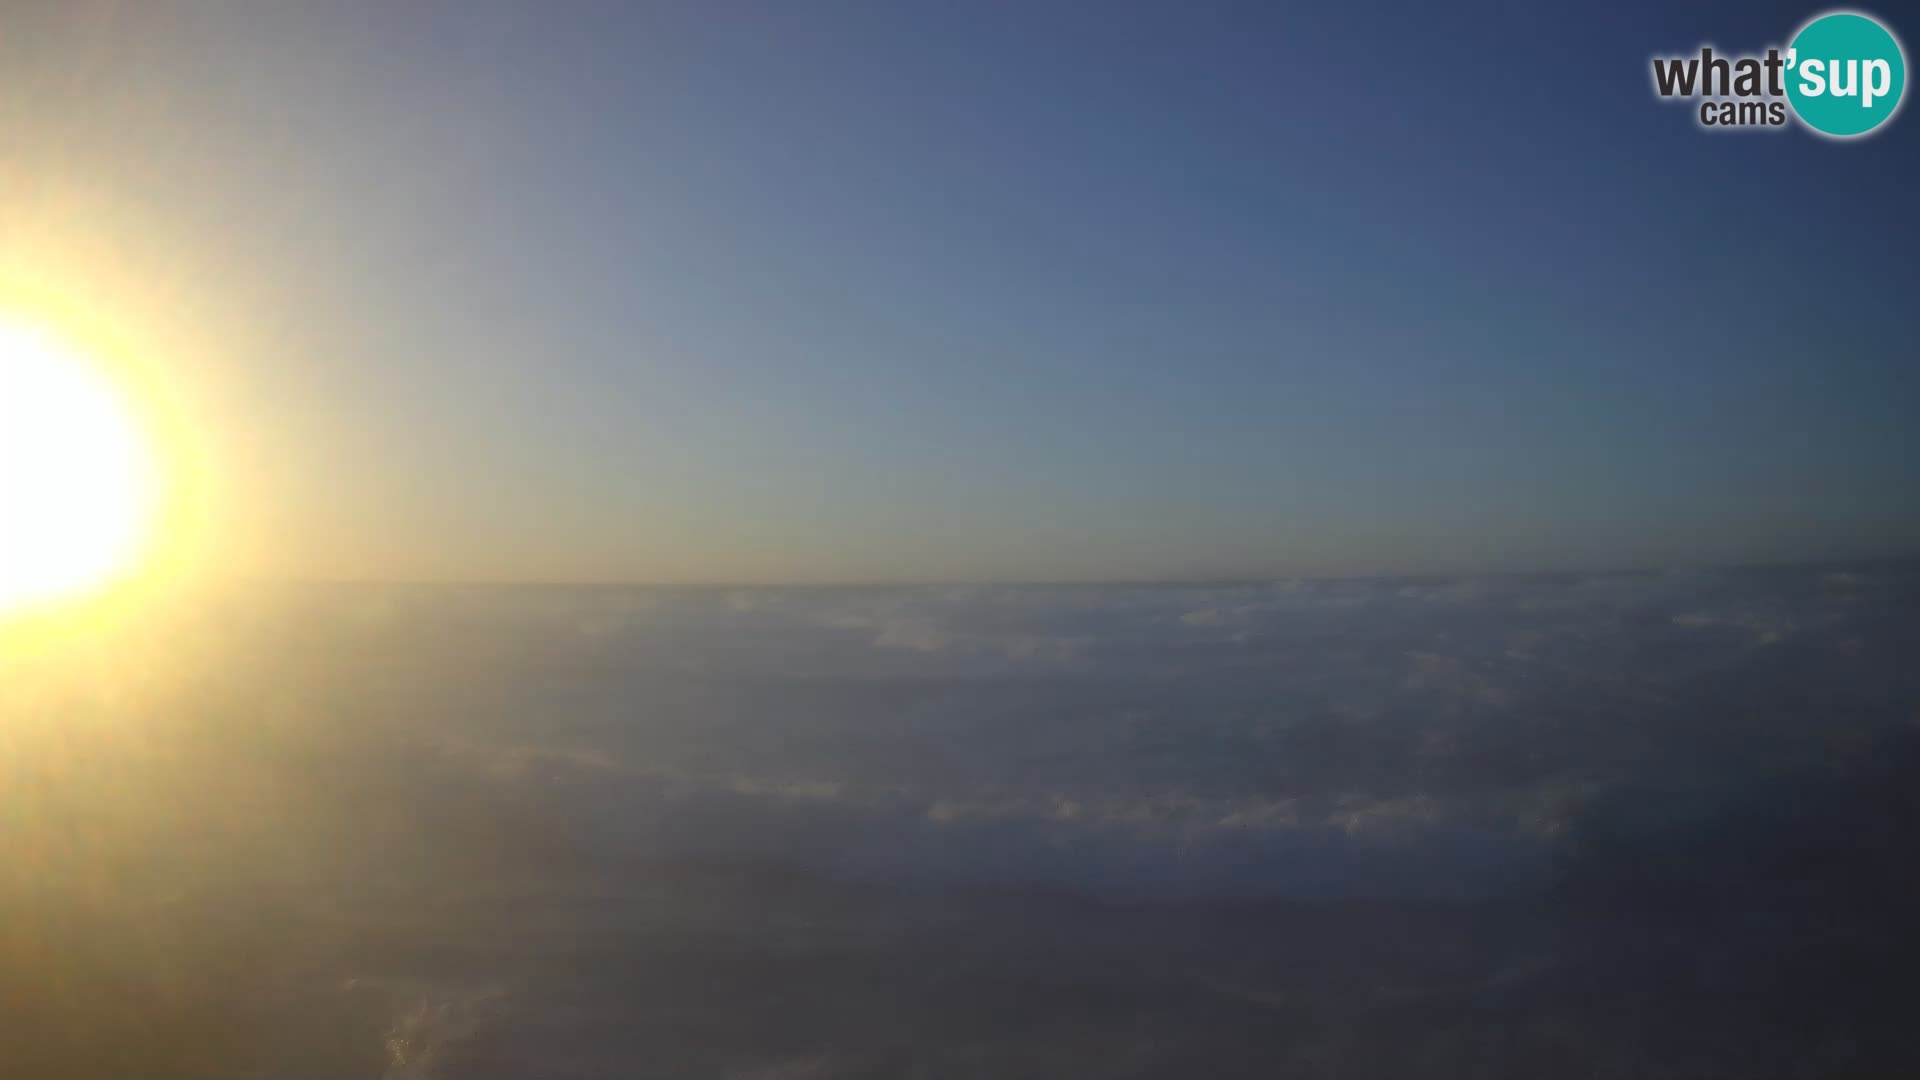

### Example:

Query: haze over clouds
xmin=9 ymin=567 xmax=1920 ymax=1075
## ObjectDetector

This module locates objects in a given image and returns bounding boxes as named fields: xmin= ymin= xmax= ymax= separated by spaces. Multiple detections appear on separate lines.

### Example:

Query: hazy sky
xmin=3 ymin=0 xmax=1916 ymax=583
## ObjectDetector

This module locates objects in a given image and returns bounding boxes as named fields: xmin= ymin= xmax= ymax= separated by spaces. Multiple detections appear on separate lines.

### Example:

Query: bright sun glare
xmin=0 ymin=321 xmax=158 ymax=614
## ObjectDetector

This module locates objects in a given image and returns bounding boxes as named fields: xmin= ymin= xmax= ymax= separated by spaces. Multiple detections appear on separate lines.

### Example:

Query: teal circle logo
xmin=1786 ymin=12 xmax=1907 ymax=137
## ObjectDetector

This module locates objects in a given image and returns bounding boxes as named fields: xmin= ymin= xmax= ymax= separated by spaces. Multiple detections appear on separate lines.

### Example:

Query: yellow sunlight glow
xmin=0 ymin=322 xmax=158 ymax=614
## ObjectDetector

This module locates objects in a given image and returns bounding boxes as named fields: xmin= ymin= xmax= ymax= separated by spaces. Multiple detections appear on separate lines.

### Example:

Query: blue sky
xmin=3 ymin=0 xmax=1916 ymax=581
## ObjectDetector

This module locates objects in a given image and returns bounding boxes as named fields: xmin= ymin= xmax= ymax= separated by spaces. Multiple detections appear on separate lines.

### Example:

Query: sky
xmin=2 ymin=0 xmax=1917 ymax=584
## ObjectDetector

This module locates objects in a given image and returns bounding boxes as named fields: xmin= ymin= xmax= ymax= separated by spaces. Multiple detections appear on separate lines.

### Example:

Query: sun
xmin=0 ymin=322 xmax=160 ymax=614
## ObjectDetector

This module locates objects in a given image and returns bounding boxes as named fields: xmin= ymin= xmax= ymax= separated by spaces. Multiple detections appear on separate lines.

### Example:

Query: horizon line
xmin=219 ymin=551 xmax=1920 ymax=591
